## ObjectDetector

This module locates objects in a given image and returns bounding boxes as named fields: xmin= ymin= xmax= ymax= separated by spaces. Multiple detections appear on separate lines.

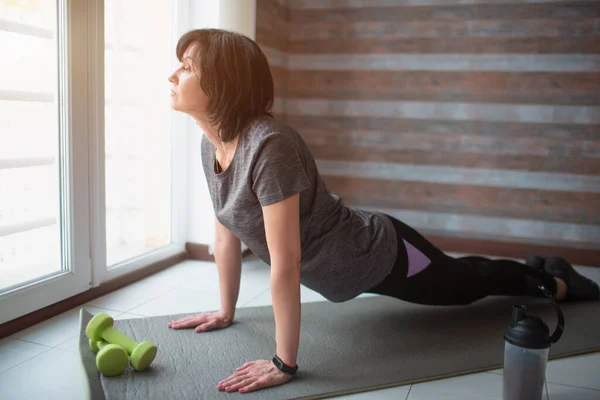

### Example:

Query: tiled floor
xmin=1 ymin=254 xmax=599 ymax=399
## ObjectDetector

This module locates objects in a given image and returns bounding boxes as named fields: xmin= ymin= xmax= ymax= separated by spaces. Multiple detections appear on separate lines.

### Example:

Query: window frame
xmin=0 ymin=0 xmax=188 ymax=325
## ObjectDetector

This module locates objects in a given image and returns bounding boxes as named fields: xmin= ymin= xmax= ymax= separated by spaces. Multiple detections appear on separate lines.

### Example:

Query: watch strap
xmin=272 ymin=355 xmax=298 ymax=375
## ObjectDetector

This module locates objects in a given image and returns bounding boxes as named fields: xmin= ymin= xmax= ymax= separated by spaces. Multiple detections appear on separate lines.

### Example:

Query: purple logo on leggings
xmin=403 ymin=239 xmax=431 ymax=278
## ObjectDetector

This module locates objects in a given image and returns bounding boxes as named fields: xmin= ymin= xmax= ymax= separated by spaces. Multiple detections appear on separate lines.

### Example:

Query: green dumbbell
xmin=86 ymin=312 xmax=157 ymax=371
xmin=89 ymin=338 xmax=129 ymax=377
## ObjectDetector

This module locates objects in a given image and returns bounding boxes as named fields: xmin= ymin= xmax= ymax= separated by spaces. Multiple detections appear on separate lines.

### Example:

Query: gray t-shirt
xmin=201 ymin=116 xmax=398 ymax=302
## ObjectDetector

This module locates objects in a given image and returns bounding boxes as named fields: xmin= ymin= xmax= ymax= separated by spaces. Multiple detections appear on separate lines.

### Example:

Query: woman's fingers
xmin=218 ymin=371 xmax=250 ymax=390
xmin=169 ymin=319 xmax=199 ymax=329
xmin=168 ymin=311 xmax=233 ymax=331
xmin=239 ymin=379 xmax=266 ymax=393
xmin=224 ymin=378 xmax=254 ymax=392
xmin=236 ymin=361 xmax=255 ymax=371
xmin=195 ymin=320 xmax=217 ymax=333
xmin=167 ymin=319 xmax=188 ymax=328
xmin=168 ymin=314 xmax=208 ymax=329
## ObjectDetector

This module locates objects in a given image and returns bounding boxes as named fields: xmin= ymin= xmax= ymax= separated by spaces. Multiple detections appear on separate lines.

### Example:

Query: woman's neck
xmin=193 ymin=115 xmax=238 ymax=172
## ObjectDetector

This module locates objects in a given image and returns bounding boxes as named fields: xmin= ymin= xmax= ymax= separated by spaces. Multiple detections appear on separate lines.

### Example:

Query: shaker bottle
xmin=502 ymin=283 xmax=564 ymax=400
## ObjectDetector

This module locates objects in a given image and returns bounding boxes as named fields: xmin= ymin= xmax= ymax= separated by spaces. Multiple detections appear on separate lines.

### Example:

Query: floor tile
xmin=148 ymin=260 xmax=217 ymax=288
xmin=0 ymin=338 xmax=51 ymax=374
xmin=241 ymin=289 xmax=271 ymax=307
xmin=116 ymin=312 xmax=146 ymax=320
xmin=11 ymin=306 xmax=121 ymax=347
xmin=128 ymin=280 xmax=268 ymax=317
xmin=545 ymin=352 xmax=600 ymax=390
xmin=129 ymin=256 xmax=272 ymax=317
xmin=331 ymin=385 xmax=411 ymax=399
xmin=407 ymin=372 xmax=529 ymax=400
xmin=55 ymin=335 xmax=82 ymax=353
xmin=177 ymin=256 xmax=271 ymax=292
xmin=547 ymin=382 xmax=600 ymax=400
xmin=86 ymin=271 xmax=181 ymax=311
xmin=485 ymin=353 xmax=600 ymax=394
xmin=242 ymin=284 xmax=380 ymax=308
xmin=0 ymin=348 xmax=87 ymax=400
xmin=127 ymin=286 xmax=222 ymax=317
xmin=243 ymin=285 xmax=328 ymax=307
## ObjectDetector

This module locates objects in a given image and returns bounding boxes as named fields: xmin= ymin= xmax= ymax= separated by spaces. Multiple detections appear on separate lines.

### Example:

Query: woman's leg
xmin=366 ymin=215 xmax=559 ymax=306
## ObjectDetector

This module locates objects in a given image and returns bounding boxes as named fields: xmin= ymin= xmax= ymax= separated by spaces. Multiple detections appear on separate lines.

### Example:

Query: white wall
xmin=185 ymin=0 xmax=256 ymax=253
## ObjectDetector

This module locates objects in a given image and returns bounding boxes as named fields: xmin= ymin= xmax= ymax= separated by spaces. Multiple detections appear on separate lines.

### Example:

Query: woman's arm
xmin=214 ymin=216 xmax=243 ymax=321
xmin=167 ymin=217 xmax=241 ymax=332
xmin=261 ymin=193 xmax=302 ymax=368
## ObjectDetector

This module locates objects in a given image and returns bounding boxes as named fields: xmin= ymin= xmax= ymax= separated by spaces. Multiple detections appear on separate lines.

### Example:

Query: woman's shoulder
xmin=243 ymin=116 xmax=305 ymax=152
xmin=244 ymin=116 xmax=292 ymax=141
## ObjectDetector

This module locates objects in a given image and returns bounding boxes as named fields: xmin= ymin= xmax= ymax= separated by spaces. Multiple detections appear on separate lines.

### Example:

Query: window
xmin=0 ymin=0 xmax=62 ymax=293
xmin=0 ymin=0 xmax=186 ymax=325
xmin=104 ymin=0 xmax=172 ymax=267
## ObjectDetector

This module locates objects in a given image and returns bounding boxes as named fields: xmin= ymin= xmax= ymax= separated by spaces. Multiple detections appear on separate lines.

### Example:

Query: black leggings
xmin=365 ymin=215 xmax=558 ymax=306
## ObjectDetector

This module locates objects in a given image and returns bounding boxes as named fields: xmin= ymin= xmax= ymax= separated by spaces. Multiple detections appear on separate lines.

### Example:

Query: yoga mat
xmin=78 ymin=295 xmax=600 ymax=400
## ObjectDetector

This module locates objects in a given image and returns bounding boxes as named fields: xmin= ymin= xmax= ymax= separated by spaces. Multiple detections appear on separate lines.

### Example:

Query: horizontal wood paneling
xmin=288 ymin=18 xmax=600 ymax=40
xmin=358 ymin=206 xmax=600 ymax=246
xmin=287 ymin=71 xmax=600 ymax=105
xmin=306 ymin=141 xmax=599 ymax=175
xmin=420 ymin=234 xmax=600 ymax=269
xmin=322 ymin=176 xmax=600 ymax=225
xmin=291 ymin=2 xmax=600 ymax=24
xmin=289 ymin=37 xmax=600 ymax=54
xmin=257 ymin=0 xmax=600 ymax=263
xmin=289 ymin=0 xmax=591 ymax=9
xmin=300 ymin=129 xmax=599 ymax=158
xmin=269 ymin=65 xmax=288 ymax=98
xmin=287 ymin=116 xmax=600 ymax=140
xmin=285 ymin=99 xmax=600 ymax=124
xmin=315 ymin=160 xmax=600 ymax=193
xmin=286 ymin=53 xmax=600 ymax=72
xmin=256 ymin=28 xmax=289 ymax=52
xmin=256 ymin=0 xmax=289 ymax=52
xmin=257 ymin=0 xmax=290 ymax=121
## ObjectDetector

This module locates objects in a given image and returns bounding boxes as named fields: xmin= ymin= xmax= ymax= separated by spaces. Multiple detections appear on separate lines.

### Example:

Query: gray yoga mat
xmin=78 ymin=295 xmax=600 ymax=400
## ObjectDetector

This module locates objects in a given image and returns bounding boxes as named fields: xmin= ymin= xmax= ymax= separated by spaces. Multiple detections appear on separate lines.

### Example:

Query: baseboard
xmin=186 ymin=242 xmax=254 ymax=261
xmin=185 ymin=242 xmax=214 ymax=261
xmin=0 ymin=251 xmax=187 ymax=340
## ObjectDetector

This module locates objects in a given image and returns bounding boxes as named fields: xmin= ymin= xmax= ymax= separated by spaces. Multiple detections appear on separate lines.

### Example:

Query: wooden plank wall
xmin=256 ymin=0 xmax=290 ymax=121
xmin=257 ymin=0 xmax=600 ymax=266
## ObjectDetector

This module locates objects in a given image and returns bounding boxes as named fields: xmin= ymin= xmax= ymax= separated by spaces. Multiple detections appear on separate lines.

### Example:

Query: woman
xmin=166 ymin=28 xmax=599 ymax=394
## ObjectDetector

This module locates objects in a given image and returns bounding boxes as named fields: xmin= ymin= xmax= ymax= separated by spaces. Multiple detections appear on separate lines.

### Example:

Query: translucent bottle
xmin=502 ymin=286 xmax=564 ymax=400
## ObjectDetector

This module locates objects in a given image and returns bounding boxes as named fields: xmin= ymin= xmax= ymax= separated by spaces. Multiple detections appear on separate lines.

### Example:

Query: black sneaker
xmin=525 ymin=254 xmax=545 ymax=273
xmin=543 ymin=256 xmax=600 ymax=301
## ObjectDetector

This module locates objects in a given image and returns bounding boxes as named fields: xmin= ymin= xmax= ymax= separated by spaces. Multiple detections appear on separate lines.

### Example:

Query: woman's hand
xmin=167 ymin=310 xmax=233 ymax=333
xmin=217 ymin=360 xmax=293 ymax=393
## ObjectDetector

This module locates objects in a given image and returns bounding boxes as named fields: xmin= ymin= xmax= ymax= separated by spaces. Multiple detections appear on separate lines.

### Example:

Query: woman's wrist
xmin=275 ymin=352 xmax=297 ymax=368
xmin=218 ymin=309 xmax=235 ymax=323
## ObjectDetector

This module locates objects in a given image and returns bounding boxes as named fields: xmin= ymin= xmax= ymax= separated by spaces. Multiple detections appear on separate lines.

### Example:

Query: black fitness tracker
xmin=272 ymin=355 xmax=298 ymax=375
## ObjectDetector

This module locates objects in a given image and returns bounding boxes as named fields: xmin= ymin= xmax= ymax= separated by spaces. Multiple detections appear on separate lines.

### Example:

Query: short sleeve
xmin=251 ymin=134 xmax=311 ymax=206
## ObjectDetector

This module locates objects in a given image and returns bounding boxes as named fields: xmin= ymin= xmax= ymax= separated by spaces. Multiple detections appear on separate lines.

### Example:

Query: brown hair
xmin=176 ymin=29 xmax=274 ymax=142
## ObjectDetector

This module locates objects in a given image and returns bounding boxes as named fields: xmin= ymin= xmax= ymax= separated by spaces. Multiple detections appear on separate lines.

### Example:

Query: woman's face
xmin=168 ymin=45 xmax=208 ymax=115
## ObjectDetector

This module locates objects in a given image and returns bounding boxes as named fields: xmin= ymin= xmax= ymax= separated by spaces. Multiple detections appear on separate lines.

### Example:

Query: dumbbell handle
xmin=102 ymin=326 xmax=139 ymax=354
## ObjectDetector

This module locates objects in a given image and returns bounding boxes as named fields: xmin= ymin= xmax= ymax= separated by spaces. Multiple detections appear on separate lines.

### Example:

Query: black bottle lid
xmin=503 ymin=305 xmax=551 ymax=349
